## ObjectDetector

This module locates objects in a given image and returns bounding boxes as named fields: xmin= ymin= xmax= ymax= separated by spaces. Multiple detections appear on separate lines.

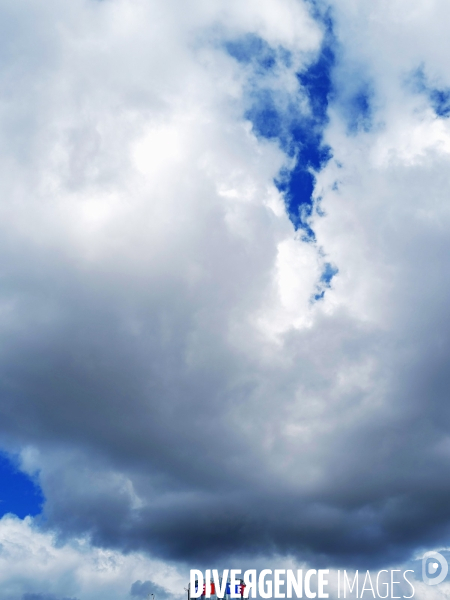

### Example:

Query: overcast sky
xmin=1 ymin=0 xmax=450 ymax=598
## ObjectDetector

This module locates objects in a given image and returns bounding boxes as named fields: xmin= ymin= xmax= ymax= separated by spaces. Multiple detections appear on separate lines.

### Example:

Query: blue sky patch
xmin=297 ymin=43 xmax=334 ymax=125
xmin=411 ymin=67 xmax=450 ymax=118
xmin=276 ymin=34 xmax=335 ymax=236
xmin=429 ymin=88 xmax=450 ymax=118
xmin=226 ymin=29 xmax=335 ymax=237
xmin=224 ymin=16 xmax=337 ymax=298
xmin=225 ymin=35 xmax=278 ymax=72
xmin=245 ymin=91 xmax=283 ymax=140
xmin=345 ymin=87 xmax=373 ymax=133
xmin=313 ymin=262 xmax=339 ymax=301
xmin=0 ymin=452 xmax=44 ymax=519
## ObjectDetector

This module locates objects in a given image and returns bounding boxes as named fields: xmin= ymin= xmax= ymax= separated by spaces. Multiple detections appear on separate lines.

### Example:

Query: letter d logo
xmin=422 ymin=551 xmax=448 ymax=585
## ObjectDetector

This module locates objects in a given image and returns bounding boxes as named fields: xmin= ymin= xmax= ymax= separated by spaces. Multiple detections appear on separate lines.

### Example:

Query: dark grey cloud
xmin=6 ymin=211 xmax=450 ymax=569
xmin=130 ymin=580 xmax=177 ymax=599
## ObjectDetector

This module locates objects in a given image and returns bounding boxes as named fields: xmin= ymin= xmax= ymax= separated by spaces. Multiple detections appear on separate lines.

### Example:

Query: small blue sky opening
xmin=232 ymin=28 xmax=335 ymax=237
xmin=345 ymin=88 xmax=373 ymax=133
xmin=297 ymin=43 xmax=334 ymax=125
xmin=279 ymin=29 xmax=335 ymax=236
xmin=429 ymin=88 xmax=450 ymax=118
xmin=225 ymin=35 xmax=278 ymax=72
xmin=225 ymin=11 xmax=338 ymax=290
xmin=313 ymin=262 xmax=339 ymax=302
xmin=0 ymin=451 xmax=44 ymax=519
xmin=411 ymin=66 xmax=450 ymax=118
xmin=245 ymin=93 xmax=283 ymax=140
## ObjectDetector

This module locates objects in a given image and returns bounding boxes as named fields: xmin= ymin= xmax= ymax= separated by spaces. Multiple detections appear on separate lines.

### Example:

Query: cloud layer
xmin=1 ymin=0 xmax=450 ymax=594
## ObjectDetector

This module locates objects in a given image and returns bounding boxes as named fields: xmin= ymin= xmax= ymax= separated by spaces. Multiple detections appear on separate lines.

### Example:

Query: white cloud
xmin=0 ymin=515 xmax=185 ymax=600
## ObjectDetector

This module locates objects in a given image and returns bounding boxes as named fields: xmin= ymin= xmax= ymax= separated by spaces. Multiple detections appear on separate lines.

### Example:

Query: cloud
xmin=130 ymin=580 xmax=177 ymax=599
xmin=0 ymin=515 xmax=184 ymax=600
xmin=0 ymin=0 xmax=328 ymax=565
xmin=1 ymin=0 xmax=450 ymax=588
xmin=22 ymin=595 xmax=78 ymax=600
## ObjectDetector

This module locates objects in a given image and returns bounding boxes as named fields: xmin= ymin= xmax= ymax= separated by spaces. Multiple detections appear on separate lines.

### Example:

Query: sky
xmin=2 ymin=0 xmax=450 ymax=598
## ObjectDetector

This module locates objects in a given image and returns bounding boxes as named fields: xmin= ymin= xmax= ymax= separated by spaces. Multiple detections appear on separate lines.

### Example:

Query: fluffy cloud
xmin=0 ymin=514 xmax=184 ymax=600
